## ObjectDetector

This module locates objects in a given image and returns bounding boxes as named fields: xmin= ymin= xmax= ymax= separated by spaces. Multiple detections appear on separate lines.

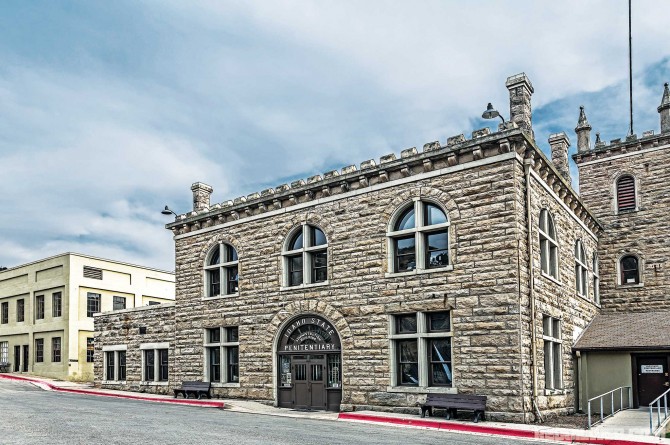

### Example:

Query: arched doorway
xmin=277 ymin=315 xmax=342 ymax=411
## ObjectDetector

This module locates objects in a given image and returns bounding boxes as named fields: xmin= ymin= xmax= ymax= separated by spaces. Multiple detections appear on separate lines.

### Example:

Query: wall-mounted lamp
xmin=482 ymin=103 xmax=506 ymax=124
xmin=161 ymin=205 xmax=177 ymax=216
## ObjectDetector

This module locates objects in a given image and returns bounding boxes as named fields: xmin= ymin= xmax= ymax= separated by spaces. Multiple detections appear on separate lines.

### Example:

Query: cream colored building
xmin=0 ymin=253 xmax=174 ymax=381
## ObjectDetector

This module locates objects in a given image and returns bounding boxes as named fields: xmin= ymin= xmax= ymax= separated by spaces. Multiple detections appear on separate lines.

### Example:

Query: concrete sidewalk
xmin=2 ymin=373 xmax=669 ymax=445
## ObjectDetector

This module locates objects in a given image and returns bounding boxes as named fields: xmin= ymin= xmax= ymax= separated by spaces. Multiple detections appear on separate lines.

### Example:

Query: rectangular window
xmin=52 ymin=337 xmax=61 ymax=362
xmin=543 ymin=316 xmax=562 ymax=390
xmin=158 ymin=349 xmax=169 ymax=381
xmin=87 ymin=293 xmax=101 ymax=317
xmin=35 ymin=295 xmax=45 ymax=320
xmin=394 ymin=236 xmax=416 ymax=272
xmin=0 ymin=341 xmax=8 ymax=363
xmin=113 ymin=296 xmax=126 ymax=311
xmin=35 ymin=338 xmax=44 ymax=363
xmin=105 ymin=351 xmax=115 ymax=380
xmin=17 ymin=299 xmax=25 ymax=322
xmin=83 ymin=266 xmax=103 ymax=280
xmin=208 ymin=269 xmax=221 ymax=297
xmin=311 ymin=251 xmax=328 ymax=283
xmin=390 ymin=311 xmax=452 ymax=388
xmin=225 ymin=266 xmax=239 ymax=294
xmin=0 ymin=302 xmax=7 ymax=324
xmin=118 ymin=351 xmax=126 ymax=381
xmin=204 ymin=327 xmax=239 ymax=383
xmin=52 ymin=292 xmax=62 ymax=317
xmin=86 ymin=338 xmax=94 ymax=363
xmin=144 ymin=350 xmax=155 ymax=381
xmin=288 ymin=255 xmax=303 ymax=286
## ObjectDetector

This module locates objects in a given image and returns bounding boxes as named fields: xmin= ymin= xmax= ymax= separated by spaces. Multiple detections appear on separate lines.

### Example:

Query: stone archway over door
xmin=277 ymin=315 xmax=342 ymax=411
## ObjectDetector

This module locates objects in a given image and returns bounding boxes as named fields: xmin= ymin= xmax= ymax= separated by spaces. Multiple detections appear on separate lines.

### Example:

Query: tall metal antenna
xmin=628 ymin=0 xmax=634 ymax=135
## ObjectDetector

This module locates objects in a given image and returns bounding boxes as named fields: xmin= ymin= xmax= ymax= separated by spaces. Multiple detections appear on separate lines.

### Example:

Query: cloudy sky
xmin=1 ymin=1 xmax=669 ymax=272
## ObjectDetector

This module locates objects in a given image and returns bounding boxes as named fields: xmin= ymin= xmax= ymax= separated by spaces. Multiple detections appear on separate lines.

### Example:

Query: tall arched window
xmin=283 ymin=224 xmax=328 ymax=287
xmin=539 ymin=209 xmax=559 ymax=279
xmin=592 ymin=254 xmax=600 ymax=304
xmin=574 ymin=240 xmax=588 ymax=298
xmin=388 ymin=201 xmax=450 ymax=273
xmin=620 ymin=255 xmax=640 ymax=285
xmin=204 ymin=243 xmax=239 ymax=298
xmin=616 ymin=175 xmax=636 ymax=212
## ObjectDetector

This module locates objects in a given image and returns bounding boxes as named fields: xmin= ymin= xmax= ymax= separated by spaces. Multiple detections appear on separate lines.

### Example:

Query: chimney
xmin=548 ymin=132 xmax=571 ymax=181
xmin=505 ymin=73 xmax=534 ymax=139
xmin=575 ymin=106 xmax=592 ymax=153
xmin=658 ymin=82 xmax=670 ymax=133
xmin=191 ymin=182 xmax=213 ymax=212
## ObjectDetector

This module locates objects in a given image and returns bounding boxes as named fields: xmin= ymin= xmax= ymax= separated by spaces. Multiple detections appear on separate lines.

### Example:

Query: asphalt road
xmin=0 ymin=379 xmax=558 ymax=445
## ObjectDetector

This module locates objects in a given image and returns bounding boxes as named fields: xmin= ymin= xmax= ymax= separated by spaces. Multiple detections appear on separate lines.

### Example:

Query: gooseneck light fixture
xmin=482 ymin=103 xmax=505 ymax=124
xmin=161 ymin=205 xmax=177 ymax=216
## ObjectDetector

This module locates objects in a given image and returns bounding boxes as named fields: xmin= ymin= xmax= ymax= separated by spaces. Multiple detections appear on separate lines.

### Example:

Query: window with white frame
xmin=204 ymin=243 xmax=239 ymax=297
xmin=389 ymin=311 xmax=452 ymax=388
xmin=142 ymin=344 xmax=169 ymax=382
xmin=620 ymin=255 xmax=641 ymax=285
xmin=592 ymin=254 xmax=600 ymax=304
xmin=539 ymin=209 xmax=559 ymax=279
xmin=113 ymin=296 xmax=126 ymax=310
xmin=574 ymin=240 xmax=588 ymax=298
xmin=542 ymin=316 xmax=562 ymax=390
xmin=283 ymin=224 xmax=328 ymax=287
xmin=204 ymin=327 xmax=239 ymax=383
xmin=388 ymin=201 xmax=450 ymax=273
xmin=103 ymin=346 xmax=127 ymax=381
xmin=0 ymin=341 xmax=7 ymax=363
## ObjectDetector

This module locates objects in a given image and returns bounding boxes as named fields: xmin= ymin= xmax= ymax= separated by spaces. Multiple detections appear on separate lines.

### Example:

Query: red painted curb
xmin=0 ymin=374 xmax=224 ymax=409
xmin=337 ymin=412 xmax=657 ymax=445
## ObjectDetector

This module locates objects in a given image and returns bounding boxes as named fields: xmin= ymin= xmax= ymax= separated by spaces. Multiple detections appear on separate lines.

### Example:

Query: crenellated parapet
xmin=167 ymin=126 xmax=534 ymax=235
xmin=572 ymin=130 xmax=670 ymax=165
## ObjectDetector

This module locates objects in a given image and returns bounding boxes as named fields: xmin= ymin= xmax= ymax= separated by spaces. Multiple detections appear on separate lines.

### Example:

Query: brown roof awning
xmin=573 ymin=311 xmax=670 ymax=351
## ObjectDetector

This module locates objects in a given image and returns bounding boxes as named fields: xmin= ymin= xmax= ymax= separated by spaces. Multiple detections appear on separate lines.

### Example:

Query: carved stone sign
xmin=279 ymin=315 xmax=341 ymax=353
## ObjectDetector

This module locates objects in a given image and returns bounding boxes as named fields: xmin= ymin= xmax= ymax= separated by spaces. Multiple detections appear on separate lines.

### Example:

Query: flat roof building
xmin=0 ymin=253 xmax=175 ymax=380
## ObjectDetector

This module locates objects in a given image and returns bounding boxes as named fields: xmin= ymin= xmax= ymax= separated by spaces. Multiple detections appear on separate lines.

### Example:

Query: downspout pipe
xmin=524 ymin=158 xmax=543 ymax=422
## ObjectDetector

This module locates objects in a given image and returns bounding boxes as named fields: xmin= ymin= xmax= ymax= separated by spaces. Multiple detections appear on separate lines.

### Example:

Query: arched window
xmin=204 ymin=243 xmax=239 ymax=297
xmin=620 ymin=255 xmax=640 ymax=285
xmin=283 ymin=224 xmax=328 ymax=287
xmin=388 ymin=201 xmax=450 ymax=273
xmin=539 ymin=209 xmax=559 ymax=279
xmin=616 ymin=175 xmax=636 ymax=212
xmin=574 ymin=240 xmax=588 ymax=298
xmin=592 ymin=254 xmax=600 ymax=304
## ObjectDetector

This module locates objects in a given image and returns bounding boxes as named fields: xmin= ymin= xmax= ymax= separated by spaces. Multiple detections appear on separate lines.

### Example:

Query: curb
xmin=0 ymin=374 xmax=224 ymax=409
xmin=337 ymin=412 xmax=660 ymax=445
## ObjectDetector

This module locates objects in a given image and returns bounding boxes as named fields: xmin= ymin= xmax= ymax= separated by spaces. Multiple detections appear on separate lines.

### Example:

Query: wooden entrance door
xmin=292 ymin=354 xmax=326 ymax=410
xmin=637 ymin=357 xmax=669 ymax=406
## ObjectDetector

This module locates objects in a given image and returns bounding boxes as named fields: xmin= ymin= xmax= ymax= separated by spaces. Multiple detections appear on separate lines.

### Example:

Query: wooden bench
xmin=0 ymin=362 xmax=10 ymax=373
xmin=420 ymin=393 xmax=487 ymax=423
xmin=173 ymin=381 xmax=212 ymax=400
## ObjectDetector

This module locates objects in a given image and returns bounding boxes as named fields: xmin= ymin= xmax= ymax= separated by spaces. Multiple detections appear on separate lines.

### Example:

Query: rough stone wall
xmin=575 ymin=141 xmax=670 ymax=312
xmin=94 ymin=304 xmax=175 ymax=394
xmin=172 ymin=157 xmax=527 ymax=419
xmin=521 ymin=163 xmax=600 ymax=416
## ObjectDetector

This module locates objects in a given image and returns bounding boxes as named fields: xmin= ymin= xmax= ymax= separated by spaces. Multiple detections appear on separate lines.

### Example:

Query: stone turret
xmin=505 ymin=73 xmax=534 ymax=139
xmin=658 ymin=82 xmax=670 ymax=134
xmin=191 ymin=182 xmax=213 ymax=212
xmin=575 ymin=106 xmax=592 ymax=153
xmin=549 ymin=132 xmax=570 ymax=181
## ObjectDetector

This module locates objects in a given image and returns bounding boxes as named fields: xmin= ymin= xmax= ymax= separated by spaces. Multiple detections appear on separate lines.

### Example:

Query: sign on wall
xmin=641 ymin=365 xmax=664 ymax=374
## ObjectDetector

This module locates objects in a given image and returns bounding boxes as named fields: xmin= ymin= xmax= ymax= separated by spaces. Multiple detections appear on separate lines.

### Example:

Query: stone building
xmin=0 ymin=253 xmax=175 ymax=380
xmin=572 ymin=83 xmax=670 ymax=412
xmin=94 ymin=73 xmax=618 ymax=422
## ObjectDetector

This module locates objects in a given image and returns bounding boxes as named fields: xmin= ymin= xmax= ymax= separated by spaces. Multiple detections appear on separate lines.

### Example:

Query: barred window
xmin=86 ymin=337 xmax=95 ymax=363
xmin=36 ymin=295 xmax=45 ymax=320
xmin=113 ymin=296 xmax=126 ymax=311
xmin=51 ymin=337 xmax=61 ymax=362
xmin=35 ymin=338 xmax=44 ymax=363
xmin=52 ymin=292 xmax=62 ymax=317
xmin=17 ymin=299 xmax=24 ymax=323
xmin=0 ymin=302 xmax=6 ymax=324
xmin=204 ymin=243 xmax=239 ymax=298
xmin=86 ymin=293 xmax=101 ymax=317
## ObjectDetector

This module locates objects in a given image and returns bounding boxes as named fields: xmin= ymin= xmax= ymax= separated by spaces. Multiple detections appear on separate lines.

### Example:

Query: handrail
xmin=649 ymin=387 xmax=670 ymax=435
xmin=587 ymin=386 xmax=633 ymax=429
